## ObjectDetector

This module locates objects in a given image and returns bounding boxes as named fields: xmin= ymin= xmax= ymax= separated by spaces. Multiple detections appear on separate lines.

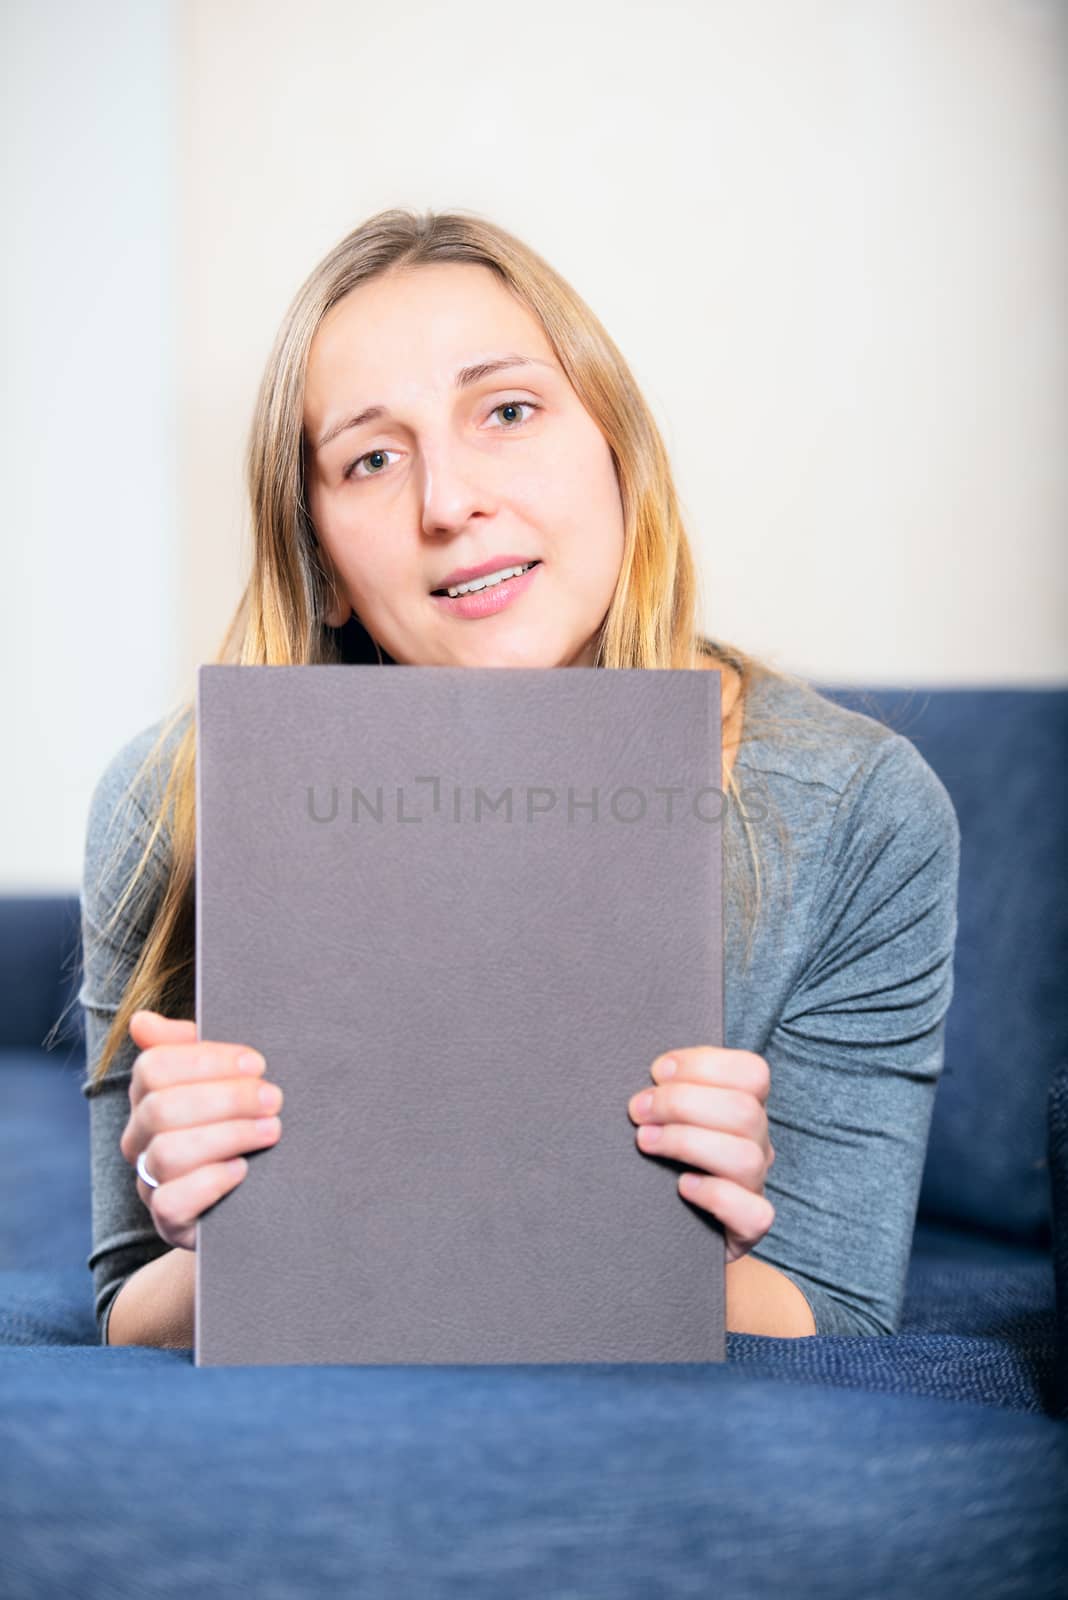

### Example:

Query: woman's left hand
xmin=627 ymin=1047 xmax=776 ymax=1264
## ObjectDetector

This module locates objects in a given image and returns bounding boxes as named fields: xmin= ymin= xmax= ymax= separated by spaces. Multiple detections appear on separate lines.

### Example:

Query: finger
xmin=676 ymin=1172 xmax=775 ymax=1258
xmin=629 ymin=1081 xmax=769 ymax=1152
xmin=128 ymin=1009 xmax=197 ymax=1048
xmin=128 ymin=1010 xmax=198 ymax=1109
xmin=633 ymin=1122 xmax=769 ymax=1194
xmin=123 ymin=1075 xmax=282 ymax=1165
xmin=138 ymin=1114 xmax=282 ymax=1189
xmin=650 ymin=1047 xmax=770 ymax=1102
xmin=140 ymin=1157 xmax=250 ymax=1248
xmin=129 ymin=1037 xmax=268 ymax=1111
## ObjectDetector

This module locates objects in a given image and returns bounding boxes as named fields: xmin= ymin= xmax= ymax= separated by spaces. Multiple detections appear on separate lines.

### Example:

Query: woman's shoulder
xmin=740 ymin=668 xmax=960 ymax=858
xmin=86 ymin=704 xmax=193 ymax=868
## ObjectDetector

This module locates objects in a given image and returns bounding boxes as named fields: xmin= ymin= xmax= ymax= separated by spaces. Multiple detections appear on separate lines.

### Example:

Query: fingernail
xmin=632 ymin=1091 xmax=654 ymax=1116
xmin=238 ymin=1051 xmax=266 ymax=1074
xmin=653 ymin=1056 xmax=677 ymax=1079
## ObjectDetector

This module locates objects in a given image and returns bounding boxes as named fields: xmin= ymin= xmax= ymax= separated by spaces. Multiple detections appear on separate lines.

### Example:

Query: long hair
xmin=78 ymin=205 xmax=835 ymax=1091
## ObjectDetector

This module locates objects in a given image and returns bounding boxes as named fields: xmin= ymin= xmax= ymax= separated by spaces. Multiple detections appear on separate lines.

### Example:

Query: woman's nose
xmin=419 ymin=446 xmax=498 ymax=535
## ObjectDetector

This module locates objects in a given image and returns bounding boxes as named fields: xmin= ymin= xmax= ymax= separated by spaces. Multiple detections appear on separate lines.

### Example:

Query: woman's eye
xmin=343 ymin=399 xmax=539 ymax=482
xmin=489 ymin=399 xmax=538 ymax=429
xmin=344 ymin=448 xmax=398 ymax=482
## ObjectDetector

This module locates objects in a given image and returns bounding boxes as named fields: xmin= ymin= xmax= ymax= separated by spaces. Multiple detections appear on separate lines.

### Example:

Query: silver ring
xmin=136 ymin=1148 xmax=160 ymax=1190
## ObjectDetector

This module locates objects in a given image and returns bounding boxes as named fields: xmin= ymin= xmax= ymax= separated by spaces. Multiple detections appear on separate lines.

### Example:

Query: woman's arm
xmin=726 ymin=1255 xmax=817 ymax=1336
xmin=80 ymin=718 xmax=185 ymax=1344
xmin=748 ymin=732 xmax=961 ymax=1337
xmin=106 ymin=1245 xmax=196 ymax=1347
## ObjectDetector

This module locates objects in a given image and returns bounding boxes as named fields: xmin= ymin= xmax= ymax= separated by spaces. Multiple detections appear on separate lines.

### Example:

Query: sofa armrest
xmin=1049 ymin=1056 xmax=1068 ymax=1420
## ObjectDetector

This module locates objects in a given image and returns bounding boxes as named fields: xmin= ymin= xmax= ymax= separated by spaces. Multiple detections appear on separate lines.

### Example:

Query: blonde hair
xmin=76 ymin=205 xmax=844 ymax=1091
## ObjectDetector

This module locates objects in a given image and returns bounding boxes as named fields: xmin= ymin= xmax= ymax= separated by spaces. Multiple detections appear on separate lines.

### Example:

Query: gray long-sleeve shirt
xmin=79 ymin=668 xmax=960 ymax=1344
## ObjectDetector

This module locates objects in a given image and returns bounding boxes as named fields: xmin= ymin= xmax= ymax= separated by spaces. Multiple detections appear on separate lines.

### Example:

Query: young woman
xmin=78 ymin=207 xmax=960 ymax=1350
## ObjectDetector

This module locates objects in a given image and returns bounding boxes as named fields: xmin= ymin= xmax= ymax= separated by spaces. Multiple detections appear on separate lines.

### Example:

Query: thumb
xmin=128 ymin=1008 xmax=197 ymax=1047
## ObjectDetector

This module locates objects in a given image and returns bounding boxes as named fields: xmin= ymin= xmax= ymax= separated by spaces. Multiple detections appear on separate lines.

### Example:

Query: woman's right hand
xmin=119 ymin=1009 xmax=284 ymax=1251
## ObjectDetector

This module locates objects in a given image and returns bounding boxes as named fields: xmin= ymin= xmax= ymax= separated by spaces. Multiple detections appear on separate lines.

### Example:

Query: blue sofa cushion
xmin=1 ymin=1346 xmax=1065 ymax=1600
xmin=0 ymin=1051 xmax=89 ymax=1272
xmin=817 ymin=688 xmax=1068 ymax=1247
xmin=2 ymin=1252 xmax=1055 ymax=1414
xmin=1049 ymin=1057 xmax=1068 ymax=1417
xmin=0 ymin=895 xmax=84 ymax=1054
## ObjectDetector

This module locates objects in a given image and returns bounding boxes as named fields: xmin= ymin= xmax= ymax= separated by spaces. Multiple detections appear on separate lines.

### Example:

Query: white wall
xmin=4 ymin=0 xmax=1066 ymax=890
xmin=1 ymin=0 xmax=179 ymax=890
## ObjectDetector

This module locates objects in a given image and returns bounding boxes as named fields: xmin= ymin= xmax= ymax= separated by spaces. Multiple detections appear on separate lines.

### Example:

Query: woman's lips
xmin=430 ymin=560 xmax=542 ymax=620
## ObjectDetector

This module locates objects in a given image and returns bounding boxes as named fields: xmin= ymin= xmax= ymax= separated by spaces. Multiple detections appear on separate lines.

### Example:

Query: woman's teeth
xmin=441 ymin=561 xmax=537 ymax=598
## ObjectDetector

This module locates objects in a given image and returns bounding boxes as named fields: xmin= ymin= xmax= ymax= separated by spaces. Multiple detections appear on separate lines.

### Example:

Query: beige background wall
xmin=3 ymin=0 xmax=1066 ymax=890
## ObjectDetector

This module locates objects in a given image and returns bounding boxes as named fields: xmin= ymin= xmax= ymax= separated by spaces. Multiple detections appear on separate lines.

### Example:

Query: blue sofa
xmin=1 ymin=686 xmax=1066 ymax=1599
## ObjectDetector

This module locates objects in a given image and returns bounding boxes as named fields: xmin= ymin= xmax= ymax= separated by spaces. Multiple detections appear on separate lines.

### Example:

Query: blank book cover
xmin=193 ymin=664 xmax=726 ymax=1367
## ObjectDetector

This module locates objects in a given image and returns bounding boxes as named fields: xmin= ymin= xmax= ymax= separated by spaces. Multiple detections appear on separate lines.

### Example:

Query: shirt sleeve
xmin=748 ymin=731 xmax=961 ymax=1336
xmin=78 ymin=731 xmax=180 ymax=1345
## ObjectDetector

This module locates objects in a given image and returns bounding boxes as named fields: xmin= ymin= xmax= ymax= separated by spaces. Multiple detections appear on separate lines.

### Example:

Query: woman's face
xmin=302 ymin=262 xmax=626 ymax=668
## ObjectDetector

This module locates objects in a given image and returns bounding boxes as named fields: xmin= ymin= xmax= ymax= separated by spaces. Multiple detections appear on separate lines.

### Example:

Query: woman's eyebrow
xmin=314 ymin=354 xmax=557 ymax=452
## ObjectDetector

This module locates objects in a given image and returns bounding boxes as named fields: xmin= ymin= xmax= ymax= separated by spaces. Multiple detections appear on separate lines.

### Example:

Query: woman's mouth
xmin=430 ymin=560 xmax=542 ymax=620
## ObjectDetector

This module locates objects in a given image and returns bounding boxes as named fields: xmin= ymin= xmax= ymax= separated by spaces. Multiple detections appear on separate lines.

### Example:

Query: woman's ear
xmin=323 ymin=584 xmax=352 ymax=629
xmin=314 ymin=540 xmax=351 ymax=629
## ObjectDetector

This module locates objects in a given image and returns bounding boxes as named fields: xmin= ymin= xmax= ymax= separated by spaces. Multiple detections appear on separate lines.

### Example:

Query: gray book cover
xmin=194 ymin=664 xmax=726 ymax=1367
